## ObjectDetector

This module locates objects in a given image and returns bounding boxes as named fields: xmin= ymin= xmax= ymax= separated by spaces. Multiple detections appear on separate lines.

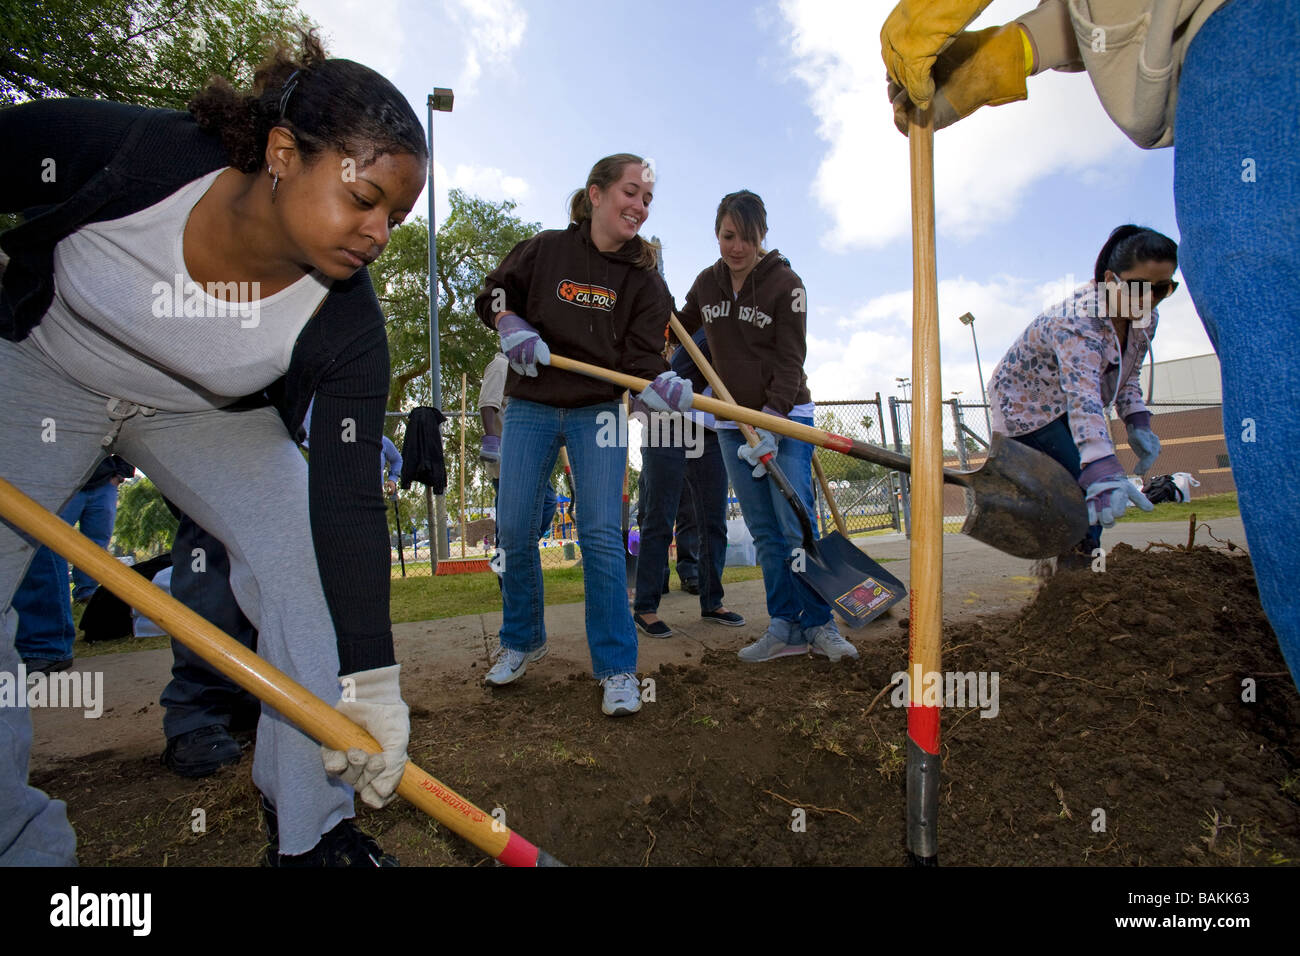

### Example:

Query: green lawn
xmin=390 ymin=563 xmax=766 ymax=625
xmin=1115 ymin=491 xmax=1238 ymax=523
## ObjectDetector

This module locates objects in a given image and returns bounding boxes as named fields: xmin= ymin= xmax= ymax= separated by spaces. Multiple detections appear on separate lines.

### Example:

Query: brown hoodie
xmin=677 ymin=250 xmax=811 ymax=414
xmin=475 ymin=221 xmax=670 ymax=408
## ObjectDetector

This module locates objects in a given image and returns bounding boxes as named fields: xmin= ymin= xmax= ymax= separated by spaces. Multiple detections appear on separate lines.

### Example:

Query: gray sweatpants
xmin=0 ymin=337 xmax=353 ymax=860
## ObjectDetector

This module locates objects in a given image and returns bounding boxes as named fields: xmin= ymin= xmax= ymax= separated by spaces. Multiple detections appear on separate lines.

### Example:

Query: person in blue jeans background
xmin=633 ymin=327 xmax=743 ymax=637
xmin=12 ymin=455 xmax=133 ymax=673
xmin=474 ymin=153 xmax=686 ymax=716
xmin=882 ymin=0 xmax=1300 ymax=690
xmin=679 ymin=190 xmax=859 ymax=663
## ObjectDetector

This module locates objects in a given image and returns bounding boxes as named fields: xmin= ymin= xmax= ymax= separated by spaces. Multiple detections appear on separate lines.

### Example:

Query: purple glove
xmin=637 ymin=371 xmax=694 ymax=414
xmin=497 ymin=313 xmax=550 ymax=377
xmin=627 ymin=527 xmax=640 ymax=555
xmin=479 ymin=434 xmax=501 ymax=463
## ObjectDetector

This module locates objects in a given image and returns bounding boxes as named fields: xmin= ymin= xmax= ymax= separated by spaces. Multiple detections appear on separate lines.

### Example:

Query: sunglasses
xmin=1117 ymin=276 xmax=1179 ymax=303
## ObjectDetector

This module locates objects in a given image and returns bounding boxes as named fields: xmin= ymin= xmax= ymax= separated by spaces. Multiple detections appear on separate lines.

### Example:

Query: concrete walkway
xmin=27 ymin=516 xmax=1248 ymax=764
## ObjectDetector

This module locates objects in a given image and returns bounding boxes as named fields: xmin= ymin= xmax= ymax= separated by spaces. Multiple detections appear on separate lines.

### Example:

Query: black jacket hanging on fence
xmin=400 ymin=406 xmax=448 ymax=494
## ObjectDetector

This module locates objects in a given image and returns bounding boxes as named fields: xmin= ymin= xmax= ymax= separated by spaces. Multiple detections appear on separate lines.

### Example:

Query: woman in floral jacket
xmin=989 ymin=225 xmax=1179 ymax=566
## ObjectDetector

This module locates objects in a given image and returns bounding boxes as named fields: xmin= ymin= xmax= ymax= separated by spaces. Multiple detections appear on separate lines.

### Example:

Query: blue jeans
xmin=634 ymin=429 xmax=728 ymax=615
xmin=674 ymin=476 xmax=700 ymax=584
xmin=497 ymin=399 xmax=636 ymax=678
xmin=1011 ymin=415 xmax=1102 ymax=553
xmin=1175 ymin=0 xmax=1300 ymax=688
xmin=718 ymin=417 xmax=830 ymax=635
xmin=11 ymin=539 xmax=75 ymax=662
xmin=63 ymin=481 xmax=120 ymax=601
xmin=14 ymin=482 xmax=119 ymax=661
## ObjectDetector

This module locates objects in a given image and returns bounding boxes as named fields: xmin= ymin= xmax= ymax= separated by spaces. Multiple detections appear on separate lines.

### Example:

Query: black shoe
xmin=701 ymin=608 xmax=746 ymax=627
xmin=634 ymin=613 xmax=673 ymax=638
xmin=22 ymin=657 xmax=74 ymax=674
xmin=262 ymin=798 xmax=398 ymax=867
xmin=161 ymin=724 xmax=242 ymax=778
xmin=681 ymin=579 xmax=700 ymax=595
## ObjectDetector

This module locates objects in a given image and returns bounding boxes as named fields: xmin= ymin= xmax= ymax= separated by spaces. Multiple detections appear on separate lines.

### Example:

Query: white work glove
xmin=321 ymin=664 xmax=409 ymax=809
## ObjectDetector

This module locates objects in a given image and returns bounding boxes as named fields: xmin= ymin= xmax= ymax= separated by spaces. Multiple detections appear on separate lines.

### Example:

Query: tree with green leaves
xmin=371 ymin=191 xmax=540 ymax=533
xmin=111 ymin=477 xmax=179 ymax=559
xmin=0 ymin=0 xmax=313 ymax=108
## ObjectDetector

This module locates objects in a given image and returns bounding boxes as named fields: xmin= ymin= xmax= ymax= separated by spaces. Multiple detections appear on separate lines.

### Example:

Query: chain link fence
xmin=384 ymin=410 xmax=580 ymax=579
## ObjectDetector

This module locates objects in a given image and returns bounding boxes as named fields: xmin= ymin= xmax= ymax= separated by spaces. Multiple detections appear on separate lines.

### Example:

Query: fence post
xmin=950 ymin=400 xmax=974 ymax=514
xmin=888 ymin=395 xmax=912 ymax=537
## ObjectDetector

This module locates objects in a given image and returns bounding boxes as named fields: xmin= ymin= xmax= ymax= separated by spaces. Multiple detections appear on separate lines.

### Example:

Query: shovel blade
xmin=797 ymin=533 xmax=907 ymax=629
xmin=961 ymin=433 xmax=1089 ymax=559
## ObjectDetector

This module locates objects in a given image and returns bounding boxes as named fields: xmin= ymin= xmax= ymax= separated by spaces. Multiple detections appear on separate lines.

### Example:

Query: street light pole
xmin=427 ymin=88 xmax=454 ymax=560
xmin=958 ymin=312 xmax=992 ymax=436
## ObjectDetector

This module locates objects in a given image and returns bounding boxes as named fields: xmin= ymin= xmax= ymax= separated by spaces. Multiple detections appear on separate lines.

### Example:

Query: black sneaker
xmin=23 ymin=657 xmax=74 ymax=674
xmin=681 ymin=579 xmax=701 ymax=595
xmin=261 ymin=798 xmax=398 ymax=867
xmin=161 ymin=724 xmax=243 ymax=778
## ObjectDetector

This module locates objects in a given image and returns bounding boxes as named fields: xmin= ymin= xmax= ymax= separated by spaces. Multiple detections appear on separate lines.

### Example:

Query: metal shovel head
xmin=960 ymin=433 xmax=1089 ymax=559
xmin=799 ymin=533 xmax=907 ymax=629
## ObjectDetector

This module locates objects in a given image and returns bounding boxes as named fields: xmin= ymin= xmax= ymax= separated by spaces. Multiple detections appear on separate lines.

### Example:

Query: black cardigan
xmin=0 ymin=98 xmax=395 ymax=674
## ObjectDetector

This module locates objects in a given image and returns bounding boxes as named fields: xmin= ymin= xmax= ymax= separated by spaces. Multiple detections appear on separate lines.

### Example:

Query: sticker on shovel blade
xmin=836 ymin=580 xmax=896 ymax=618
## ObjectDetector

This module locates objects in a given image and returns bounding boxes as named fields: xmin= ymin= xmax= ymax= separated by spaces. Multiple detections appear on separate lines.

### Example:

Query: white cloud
xmin=778 ymin=0 xmax=1136 ymax=250
xmin=430 ymin=160 xmax=531 ymax=215
xmin=805 ymin=272 xmax=1214 ymax=406
xmin=445 ymin=0 xmax=528 ymax=95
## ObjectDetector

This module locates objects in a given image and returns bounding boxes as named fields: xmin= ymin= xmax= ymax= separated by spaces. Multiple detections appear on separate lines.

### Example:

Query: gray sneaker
xmin=484 ymin=644 xmax=548 ymax=686
xmin=600 ymin=673 xmax=642 ymax=716
xmin=806 ymin=622 xmax=859 ymax=662
xmin=738 ymin=620 xmax=808 ymax=663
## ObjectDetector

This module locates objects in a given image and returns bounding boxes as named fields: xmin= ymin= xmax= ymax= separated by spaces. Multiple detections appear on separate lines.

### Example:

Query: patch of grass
xmin=1116 ymin=492 xmax=1239 ymax=523
xmin=71 ymin=559 xmax=772 ymax=657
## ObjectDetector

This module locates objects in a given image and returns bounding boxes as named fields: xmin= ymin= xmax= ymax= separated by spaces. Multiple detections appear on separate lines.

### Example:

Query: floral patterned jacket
xmin=989 ymin=282 xmax=1157 ymax=467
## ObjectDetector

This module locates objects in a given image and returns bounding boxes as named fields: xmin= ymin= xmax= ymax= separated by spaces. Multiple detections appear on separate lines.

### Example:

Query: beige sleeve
xmin=1017 ymin=0 xmax=1085 ymax=74
xmin=478 ymin=352 xmax=509 ymax=411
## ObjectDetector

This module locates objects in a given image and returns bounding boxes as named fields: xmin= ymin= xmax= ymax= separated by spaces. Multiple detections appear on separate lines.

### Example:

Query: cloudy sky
xmin=300 ymin=0 xmax=1214 ymax=406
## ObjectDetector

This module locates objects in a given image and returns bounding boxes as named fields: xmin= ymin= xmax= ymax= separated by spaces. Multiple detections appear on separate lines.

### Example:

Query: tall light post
xmin=427 ymin=88 xmax=453 ymax=559
xmin=895 ymin=376 xmax=911 ymax=401
xmin=958 ymin=312 xmax=992 ymax=437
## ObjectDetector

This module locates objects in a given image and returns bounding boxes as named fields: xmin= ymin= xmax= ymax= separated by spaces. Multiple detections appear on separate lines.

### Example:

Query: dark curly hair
xmin=188 ymin=30 xmax=427 ymax=173
xmin=1094 ymin=224 xmax=1178 ymax=283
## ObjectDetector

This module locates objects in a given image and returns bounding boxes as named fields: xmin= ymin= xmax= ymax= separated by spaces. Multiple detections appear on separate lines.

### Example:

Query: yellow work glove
xmin=888 ymin=23 xmax=1030 ymax=134
xmin=881 ymin=0 xmax=995 ymax=111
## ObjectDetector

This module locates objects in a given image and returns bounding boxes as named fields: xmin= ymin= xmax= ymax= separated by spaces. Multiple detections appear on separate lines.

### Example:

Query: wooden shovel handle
xmin=0 ymin=477 xmax=556 ymax=866
xmin=667 ymin=313 xmax=762 ymax=451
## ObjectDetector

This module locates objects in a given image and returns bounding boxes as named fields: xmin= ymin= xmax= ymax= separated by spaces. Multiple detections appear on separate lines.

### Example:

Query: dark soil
xmin=32 ymin=543 xmax=1300 ymax=866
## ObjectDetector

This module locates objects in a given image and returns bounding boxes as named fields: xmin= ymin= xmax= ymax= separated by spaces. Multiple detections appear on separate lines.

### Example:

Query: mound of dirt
xmin=32 ymin=543 xmax=1300 ymax=866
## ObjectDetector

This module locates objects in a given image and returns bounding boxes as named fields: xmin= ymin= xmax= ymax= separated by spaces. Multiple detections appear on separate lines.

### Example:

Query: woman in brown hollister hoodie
xmin=678 ymin=190 xmax=859 ymax=666
xmin=473 ymin=153 xmax=679 ymax=718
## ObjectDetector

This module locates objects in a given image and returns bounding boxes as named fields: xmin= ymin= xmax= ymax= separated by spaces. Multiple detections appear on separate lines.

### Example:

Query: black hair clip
xmin=278 ymin=70 xmax=300 ymax=118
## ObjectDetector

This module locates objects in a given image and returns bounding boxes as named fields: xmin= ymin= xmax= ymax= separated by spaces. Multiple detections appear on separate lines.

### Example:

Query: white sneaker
xmin=600 ymin=673 xmax=642 ymax=716
xmin=806 ymin=623 xmax=859 ymax=662
xmin=738 ymin=621 xmax=808 ymax=663
xmin=484 ymin=644 xmax=548 ymax=686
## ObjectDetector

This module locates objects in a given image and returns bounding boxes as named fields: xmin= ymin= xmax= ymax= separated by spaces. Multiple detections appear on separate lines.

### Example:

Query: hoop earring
xmin=268 ymin=164 xmax=280 ymax=202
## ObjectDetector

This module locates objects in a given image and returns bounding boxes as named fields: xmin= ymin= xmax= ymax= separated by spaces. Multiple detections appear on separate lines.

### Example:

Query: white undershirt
xmin=32 ymin=168 xmax=331 ymax=411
